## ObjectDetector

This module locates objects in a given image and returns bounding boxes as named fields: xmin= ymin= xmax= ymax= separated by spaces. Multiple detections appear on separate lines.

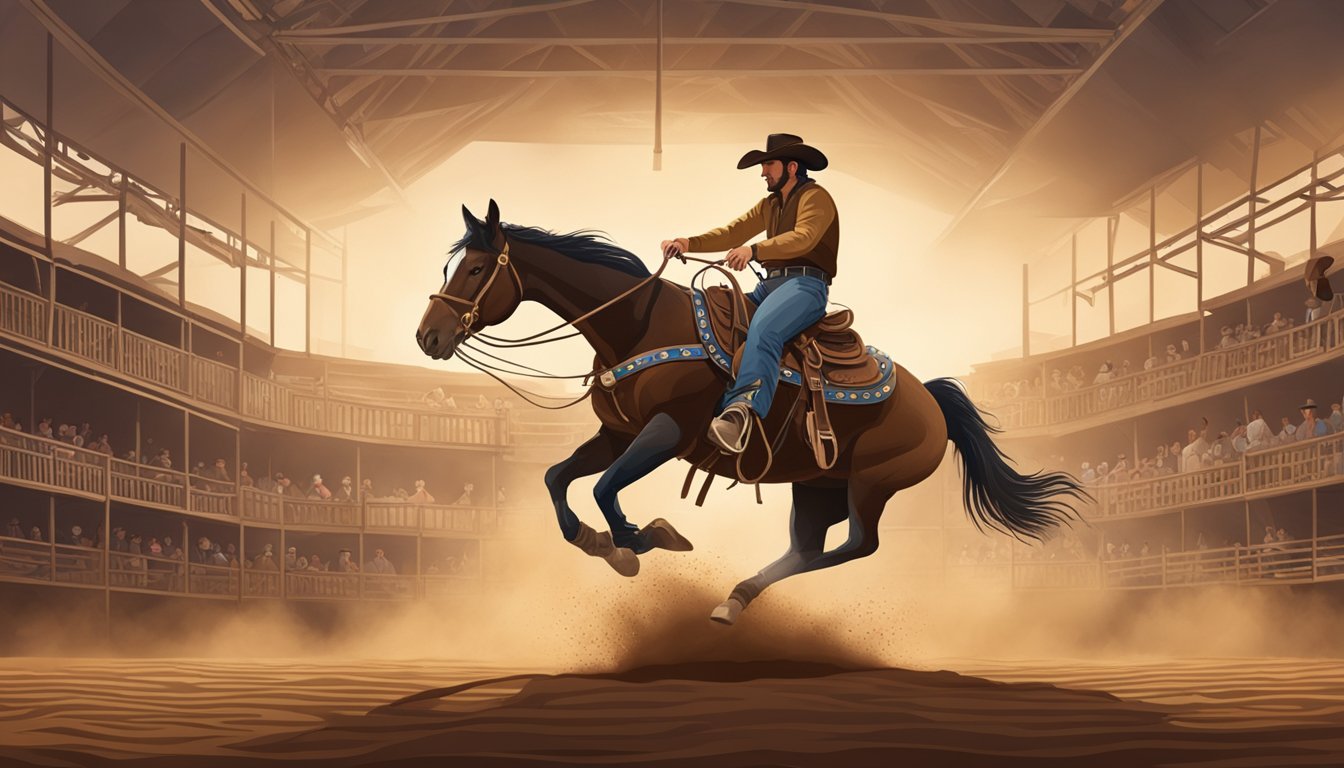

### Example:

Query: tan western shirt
xmin=686 ymin=179 xmax=840 ymax=277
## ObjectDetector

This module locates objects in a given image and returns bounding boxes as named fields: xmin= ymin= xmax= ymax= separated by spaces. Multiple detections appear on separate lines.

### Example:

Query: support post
xmin=341 ymin=226 xmax=348 ymax=357
xmin=304 ymin=226 xmax=311 ymax=355
xmin=1107 ymin=216 xmax=1116 ymax=335
xmin=103 ymin=496 xmax=110 ymax=614
xmin=1247 ymin=124 xmax=1260 ymax=286
xmin=269 ymin=221 xmax=276 ymax=345
xmin=1312 ymin=488 xmax=1319 ymax=581
xmin=178 ymin=142 xmax=186 ymax=308
xmin=240 ymin=193 xmax=247 ymax=337
xmin=1197 ymin=162 xmax=1205 ymax=353
xmin=1021 ymin=263 xmax=1029 ymax=356
xmin=44 ymin=34 xmax=52 ymax=257
xmin=118 ymin=174 xmax=127 ymax=270
xmin=1149 ymin=186 xmax=1156 ymax=324
xmin=653 ymin=0 xmax=663 ymax=171
xmin=47 ymin=498 xmax=55 ymax=583
xmin=182 ymin=519 xmax=189 ymax=595
xmin=1071 ymin=234 xmax=1077 ymax=347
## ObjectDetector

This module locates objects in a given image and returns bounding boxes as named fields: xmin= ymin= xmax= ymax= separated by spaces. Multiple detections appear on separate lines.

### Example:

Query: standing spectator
xmin=239 ymin=462 xmax=254 ymax=488
xmin=1165 ymin=344 xmax=1181 ymax=364
xmin=1276 ymin=417 xmax=1297 ymax=444
xmin=1265 ymin=311 xmax=1288 ymax=334
xmin=306 ymin=554 xmax=325 ymax=571
xmin=36 ymin=418 xmax=53 ymax=440
xmin=5 ymin=518 xmax=22 ymax=539
xmin=454 ymin=482 xmax=474 ymax=506
xmin=308 ymin=474 xmax=332 ymax=500
xmin=335 ymin=548 xmax=359 ymax=573
xmin=162 ymin=535 xmax=178 ymax=559
xmin=335 ymin=476 xmax=356 ymax=502
xmin=1241 ymin=411 xmax=1274 ymax=454
xmin=194 ymin=537 xmax=213 ymax=565
xmin=1218 ymin=325 xmax=1236 ymax=349
xmin=1297 ymin=399 xmax=1331 ymax=441
xmin=204 ymin=458 xmax=232 ymax=491
xmin=409 ymin=480 xmax=436 ymax=503
xmin=29 ymin=525 xmax=43 ymax=542
xmin=110 ymin=527 xmax=129 ymax=553
xmin=68 ymin=525 xmax=83 ymax=546
xmin=360 ymin=478 xmax=375 ymax=502
xmin=285 ymin=546 xmax=299 ymax=571
xmin=365 ymin=548 xmax=397 ymax=574
xmin=1306 ymin=297 xmax=1329 ymax=324
xmin=1330 ymin=404 xmax=1344 ymax=433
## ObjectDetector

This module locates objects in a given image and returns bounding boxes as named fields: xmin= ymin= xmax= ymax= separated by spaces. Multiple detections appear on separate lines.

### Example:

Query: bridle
xmin=427 ymin=240 xmax=524 ymax=341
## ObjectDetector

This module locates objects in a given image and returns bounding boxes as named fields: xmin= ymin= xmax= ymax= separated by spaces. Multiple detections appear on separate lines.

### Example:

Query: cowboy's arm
xmin=752 ymin=187 xmax=835 ymax=261
xmin=685 ymin=199 xmax=766 ymax=252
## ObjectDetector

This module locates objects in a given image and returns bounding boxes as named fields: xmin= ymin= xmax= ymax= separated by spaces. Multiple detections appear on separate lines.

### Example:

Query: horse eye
xmin=469 ymin=266 xmax=483 ymax=276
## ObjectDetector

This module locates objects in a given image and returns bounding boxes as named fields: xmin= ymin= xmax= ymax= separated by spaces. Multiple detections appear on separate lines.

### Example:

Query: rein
xmin=426 ymin=240 xmax=730 ymax=409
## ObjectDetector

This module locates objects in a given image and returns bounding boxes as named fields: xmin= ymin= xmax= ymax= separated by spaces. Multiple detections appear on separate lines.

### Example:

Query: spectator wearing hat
xmin=335 ymin=476 xmax=356 ymax=503
xmin=239 ymin=462 xmax=254 ymax=488
xmin=335 ymin=548 xmax=360 ymax=573
xmin=365 ymin=548 xmax=397 ymax=575
xmin=1297 ymin=398 xmax=1331 ymax=441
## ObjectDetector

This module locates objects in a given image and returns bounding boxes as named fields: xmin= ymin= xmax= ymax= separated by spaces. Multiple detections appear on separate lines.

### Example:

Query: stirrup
xmin=708 ymin=402 xmax=753 ymax=454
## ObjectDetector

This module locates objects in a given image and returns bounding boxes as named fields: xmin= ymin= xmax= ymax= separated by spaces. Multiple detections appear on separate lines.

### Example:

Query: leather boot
xmin=707 ymin=402 xmax=753 ymax=454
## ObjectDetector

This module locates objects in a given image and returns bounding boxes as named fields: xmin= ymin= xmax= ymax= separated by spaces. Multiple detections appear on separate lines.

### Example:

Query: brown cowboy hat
xmin=1305 ymin=254 xmax=1334 ymax=301
xmin=1301 ymin=398 xmax=1319 ymax=410
xmin=737 ymin=133 xmax=828 ymax=171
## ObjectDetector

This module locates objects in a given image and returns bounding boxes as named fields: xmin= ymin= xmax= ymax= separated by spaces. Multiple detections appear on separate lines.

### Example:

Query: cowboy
xmin=1296 ymin=398 xmax=1332 ymax=441
xmin=662 ymin=133 xmax=839 ymax=453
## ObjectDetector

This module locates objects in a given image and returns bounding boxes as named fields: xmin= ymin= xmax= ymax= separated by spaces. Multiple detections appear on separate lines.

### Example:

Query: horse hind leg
xmin=710 ymin=482 xmax=850 ymax=625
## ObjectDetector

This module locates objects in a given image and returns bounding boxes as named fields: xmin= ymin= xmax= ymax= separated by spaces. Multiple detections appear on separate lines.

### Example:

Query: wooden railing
xmin=52 ymin=305 xmax=117 ymax=368
xmin=364 ymin=502 xmax=419 ymax=531
xmin=188 ymin=488 xmax=235 ymax=517
xmin=1243 ymin=432 xmax=1344 ymax=493
xmin=1087 ymin=463 xmax=1243 ymax=518
xmin=1011 ymin=560 xmax=1101 ymax=589
xmin=121 ymin=329 xmax=185 ymax=392
xmin=0 ymin=283 xmax=46 ymax=342
xmin=191 ymin=356 xmax=237 ymax=409
xmin=283 ymin=498 xmax=362 ymax=528
xmin=240 ymin=487 xmax=283 ymax=523
xmin=286 ymin=571 xmax=358 ymax=599
xmin=109 ymin=458 xmax=185 ymax=509
xmin=975 ymin=312 xmax=1344 ymax=430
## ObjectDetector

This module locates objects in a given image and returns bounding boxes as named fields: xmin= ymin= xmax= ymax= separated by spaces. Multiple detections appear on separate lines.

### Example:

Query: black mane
xmin=451 ymin=223 xmax=651 ymax=278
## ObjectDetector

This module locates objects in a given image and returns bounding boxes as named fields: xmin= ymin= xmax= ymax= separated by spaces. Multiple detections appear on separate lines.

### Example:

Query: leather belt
xmin=764 ymin=265 xmax=832 ymax=285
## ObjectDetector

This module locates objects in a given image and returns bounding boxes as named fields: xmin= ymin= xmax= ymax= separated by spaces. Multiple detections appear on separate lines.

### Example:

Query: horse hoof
xmin=604 ymin=547 xmax=640 ymax=577
xmin=709 ymin=597 xmax=744 ymax=626
xmin=641 ymin=518 xmax=694 ymax=552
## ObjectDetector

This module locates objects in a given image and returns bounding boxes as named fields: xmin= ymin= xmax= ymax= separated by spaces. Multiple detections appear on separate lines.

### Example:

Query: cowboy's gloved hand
xmin=726 ymin=246 xmax=752 ymax=271
xmin=661 ymin=238 xmax=689 ymax=262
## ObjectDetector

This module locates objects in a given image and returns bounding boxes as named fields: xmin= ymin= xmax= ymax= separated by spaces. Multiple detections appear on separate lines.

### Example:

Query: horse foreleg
xmin=592 ymin=412 xmax=694 ymax=558
xmin=544 ymin=429 xmax=641 ymax=576
xmin=711 ymin=482 xmax=848 ymax=625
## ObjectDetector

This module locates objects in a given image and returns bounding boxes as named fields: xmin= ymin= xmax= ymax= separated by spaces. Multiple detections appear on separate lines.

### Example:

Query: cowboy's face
xmin=760 ymin=159 xmax=797 ymax=193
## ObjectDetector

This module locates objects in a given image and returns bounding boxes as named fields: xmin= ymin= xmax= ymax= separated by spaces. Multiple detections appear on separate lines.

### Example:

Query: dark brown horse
xmin=417 ymin=201 xmax=1086 ymax=624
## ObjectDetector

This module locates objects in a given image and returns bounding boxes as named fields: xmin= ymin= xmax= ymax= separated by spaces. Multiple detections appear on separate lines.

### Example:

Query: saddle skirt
xmin=694 ymin=285 xmax=894 ymax=404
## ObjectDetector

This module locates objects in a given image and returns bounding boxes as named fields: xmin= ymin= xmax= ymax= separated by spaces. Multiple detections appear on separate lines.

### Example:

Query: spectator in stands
xmin=455 ymin=482 xmax=475 ymax=506
xmin=285 ymin=546 xmax=299 ymax=571
xmin=29 ymin=525 xmax=42 ymax=542
xmin=1247 ymin=411 xmax=1268 ymax=454
xmin=77 ymin=423 xmax=91 ymax=447
xmin=0 ymin=412 xmax=13 ymax=430
xmin=1080 ymin=463 xmax=1095 ymax=483
xmin=336 ymin=476 xmax=356 ymax=503
xmin=1048 ymin=369 xmax=1064 ymax=394
xmin=148 ymin=537 xmax=162 ymax=557
xmin=1165 ymin=344 xmax=1181 ymax=364
xmin=224 ymin=543 xmax=238 ymax=567
xmin=308 ymin=474 xmax=332 ymax=500
xmin=1182 ymin=420 xmax=1211 ymax=472
xmin=210 ymin=543 xmax=228 ymax=567
xmin=335 ymin=548 xmax=359 ymax=573
xmin=1265 ymin=312 xmax=1288 ymax=334
xmin=1306 ymin=297 xmax=1329 ymax=324
xmin=476 ymin=394 xmax=490 ymax=409
xmin=360 ymin=478 xmax=375 ymax=502
xmin=1212 ymin=431 xmax=1233 ymax=462
xmin=111 ymin=527 xmax=129 ymax=553
xmin=1277 ymin=416 xmax=1297 ymax=444
xmin=1297 ymin=398 xmax=1331 ymax=441
xmin=67 ymin=525 xmax=83 ymax=546
xmin=306 ymin=554 xmax=325 ymax=571
xmin=162 ymin=535 xmax=178 ymax=560
xmin=1331 ymin=404 xmax=1344 ymax=433
xmin=410 ymin=479 xmax=435 ymax=503
xmin=36 ymin=418 xmax=53 ymax=440
xmin=1093 ymin=362 xmax=1115 ymax=385
xmin=276 ymin=474 xmax=304 ymax=498
xmin=254 ymin=549 xmax=278 ymax=571
xmin=238 ymin=462 xmax=253 ymax=488
xmin=204 ymin=458 xmax=232 ymax=491
xmin=194 ymin=537 xmax=213 ymax=565
xmin=365 ymin=548 xmax=397 ymax=574
xmin=1218 ymin=325 xmax=1236 ymax=350
xmin=497 ymin=486 xmax=507 ymax=505
xmin=153 ymin=449 xmax=173 ymax=481
xmin=5 ymin=518 xmax=21 ymax=539
xmin=190 ymin=461 xmax=209 ymax=488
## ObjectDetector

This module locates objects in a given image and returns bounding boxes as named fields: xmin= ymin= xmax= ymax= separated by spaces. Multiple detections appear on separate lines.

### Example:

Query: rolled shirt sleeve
xmin=686 ymin=199 xmax=767 ymax=252
xmin=753 ymin=187 xmax=836 ymax=262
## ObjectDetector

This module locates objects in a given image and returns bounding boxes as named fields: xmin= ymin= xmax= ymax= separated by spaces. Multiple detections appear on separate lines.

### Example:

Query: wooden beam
xmin=278 ymin=0 xmax=595 ymax=36
xmin=720 ymin=0 xmax=1117 ymax=37
xmin=316 ymin=66 xmax=1084 ymax=77
xmin=278 ymin=35 xmax=1115 ymax=46
xmin=932 ymin=0 xmax=1166 ymax=247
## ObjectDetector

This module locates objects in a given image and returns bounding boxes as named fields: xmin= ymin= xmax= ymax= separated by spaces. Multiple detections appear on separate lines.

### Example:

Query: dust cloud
xmin=4 ymin=461 xmax=1342 ymax=671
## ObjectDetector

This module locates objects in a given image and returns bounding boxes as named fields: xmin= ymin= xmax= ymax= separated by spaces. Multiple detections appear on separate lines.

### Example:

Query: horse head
xmin=417 ymin=199 xmax=524 ymax=360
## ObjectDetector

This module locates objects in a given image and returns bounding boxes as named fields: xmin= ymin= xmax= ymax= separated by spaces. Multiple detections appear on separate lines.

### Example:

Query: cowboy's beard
xmin=766 ymin=164 xmax=792 ymax=193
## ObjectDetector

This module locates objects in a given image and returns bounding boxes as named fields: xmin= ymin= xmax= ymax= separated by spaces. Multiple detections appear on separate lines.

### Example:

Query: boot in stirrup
xmin=707 ymin=402 xmax=753 ymax=454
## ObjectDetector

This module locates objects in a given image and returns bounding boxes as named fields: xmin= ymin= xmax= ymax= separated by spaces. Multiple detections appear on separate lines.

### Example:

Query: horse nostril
xmin=424 ymin=330 xmax=439 ymax=353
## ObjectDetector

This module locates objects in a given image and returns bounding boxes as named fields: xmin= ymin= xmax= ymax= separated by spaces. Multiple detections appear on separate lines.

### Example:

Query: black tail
xmin=924 ymin=377 xmax=1090 ymax=541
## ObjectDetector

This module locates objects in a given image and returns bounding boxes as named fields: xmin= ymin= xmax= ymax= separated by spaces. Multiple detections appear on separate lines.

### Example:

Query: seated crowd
xmin=1077 ymin=395 xmax=1344 ymax=485
xmin=982 ymin=295 xmax=1333 ymax=404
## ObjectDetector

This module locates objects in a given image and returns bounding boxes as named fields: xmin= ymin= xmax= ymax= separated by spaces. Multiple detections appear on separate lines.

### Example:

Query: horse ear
xmin=486 ymin=199 xmax=501 ymax=230
xmin=461 ymin=204 xmax=480 ymax=233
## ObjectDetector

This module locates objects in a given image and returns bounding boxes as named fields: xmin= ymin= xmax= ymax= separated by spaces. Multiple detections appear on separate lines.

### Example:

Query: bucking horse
xmin=417 ymin=200 xmax=1088 ymax=624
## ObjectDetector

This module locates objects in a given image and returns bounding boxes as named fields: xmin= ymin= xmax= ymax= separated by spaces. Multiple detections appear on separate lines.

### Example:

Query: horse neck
xmin=513 ymin=244 xmax=663 ymax=365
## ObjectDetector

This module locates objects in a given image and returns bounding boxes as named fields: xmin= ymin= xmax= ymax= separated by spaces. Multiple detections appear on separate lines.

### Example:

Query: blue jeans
xmin=718 ymin=274 xmax=829 ymax=417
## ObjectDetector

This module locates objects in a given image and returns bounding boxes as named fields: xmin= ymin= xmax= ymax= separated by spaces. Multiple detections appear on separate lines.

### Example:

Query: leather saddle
xmin=699 ymin=285 xmax=883 ymax=387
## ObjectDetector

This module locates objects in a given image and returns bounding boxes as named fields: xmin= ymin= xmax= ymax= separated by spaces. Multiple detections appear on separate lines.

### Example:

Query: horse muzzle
xmin=416 ymin=327 xmax=462 ymax=360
